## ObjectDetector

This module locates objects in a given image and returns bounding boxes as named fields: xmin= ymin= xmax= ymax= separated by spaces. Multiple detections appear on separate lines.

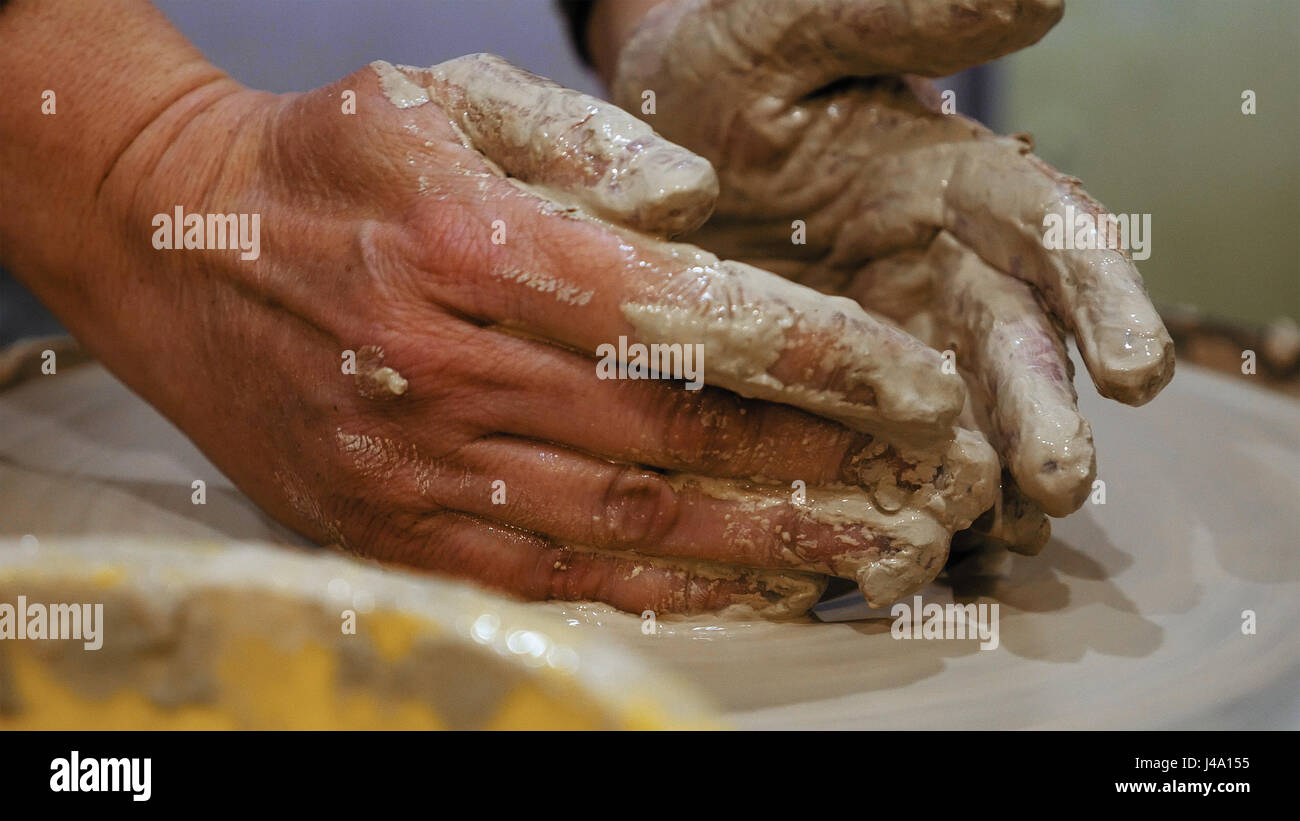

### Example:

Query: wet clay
xmin=612 ymin=1 xmax=1172 ymax=407
xmin=354 ymin=344 xmax=407 ymax=399
xmin=609 ymin=0 xmax=1175 ymax=549
xmin=372 ymin=56 xmax=718 ymax=238
xmin=365 ymin=54 xmax=1001 ymax=612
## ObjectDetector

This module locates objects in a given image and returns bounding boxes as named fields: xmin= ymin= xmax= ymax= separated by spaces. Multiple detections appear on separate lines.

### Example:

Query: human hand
xmin=602 ymin=0 xmax=1175 ymax=550
xmin=9 ymin=50 xmax=998 ymax=613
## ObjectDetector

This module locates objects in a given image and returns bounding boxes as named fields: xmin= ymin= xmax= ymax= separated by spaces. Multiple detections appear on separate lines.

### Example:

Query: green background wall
xmin=997 ymin=0 xmax=1298 ymax=324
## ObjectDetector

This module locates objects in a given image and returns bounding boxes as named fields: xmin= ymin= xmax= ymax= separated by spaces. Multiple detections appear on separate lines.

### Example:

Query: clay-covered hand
xmin=604 ymin=0 xmax=1176 ymax=551
xmin=47 ymin=55 xmax=998 ymax=615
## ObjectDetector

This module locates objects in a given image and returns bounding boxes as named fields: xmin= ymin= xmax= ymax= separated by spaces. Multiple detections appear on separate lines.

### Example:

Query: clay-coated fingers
xmin=618 ymin=254 xmax=966 ymax=435
xmin=845 ymin=234 xmax=1096 ymax=516
xmin=469 ymin=325 xmax=868 ymax=483
xmin=445 ymin=438 xmax=931 ymax=576
xmin=484 ymin=455 xmax=953 ymax=609
xmin=331 ymin=422 xmax=979 ymax=608
xmin=373 ymin=56 xmax=718 ymax=237
xmin=614 ymin=0 xmax=1063 ymax=112
xmin=939 ymin=135 xmax=1175 ymax=406
xmin=472 ymin=328 xmax=995 ymax=527
xmin=335 ymin=426 xmax=932 ymax=579
xmin=820 ymin=84 xmax=1174 ymax=406
xmin=928 ymin=232 xmax=1096 ymax=516
xmin=371 ymin=510 xmax=825 ymax=617
xmin=402 ymin=189 xmax=965 ymax=438
xmin=953 ymin=471 xmax=1052 ymax=556
xmin=483 ymin=328 xmax=999 ymax=541
xmin=354 ymin=322 xmax=982 ymax=510
xmin=665 ymin=475 xmax=954 ymax=608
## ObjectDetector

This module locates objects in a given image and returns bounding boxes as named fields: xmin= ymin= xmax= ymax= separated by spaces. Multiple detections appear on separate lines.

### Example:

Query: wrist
xmin=0 ymin=0 xmax=233 ymax=305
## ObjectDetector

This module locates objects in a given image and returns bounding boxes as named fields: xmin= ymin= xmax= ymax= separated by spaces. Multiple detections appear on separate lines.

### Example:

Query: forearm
xmin=0 ymin=0 xmax=233 ymax=315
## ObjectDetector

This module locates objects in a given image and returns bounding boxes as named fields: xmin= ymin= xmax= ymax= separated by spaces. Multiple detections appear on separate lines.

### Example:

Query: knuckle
xmin=597 ymin=466 xmax=681 ymax=547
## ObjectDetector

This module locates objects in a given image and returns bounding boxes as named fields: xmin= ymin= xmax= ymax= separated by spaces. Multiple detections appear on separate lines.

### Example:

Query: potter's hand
xmin=0 ymin=0 xmax=995 ymax=614
xmin=599 ymin=0 xmax=1175 ymax=551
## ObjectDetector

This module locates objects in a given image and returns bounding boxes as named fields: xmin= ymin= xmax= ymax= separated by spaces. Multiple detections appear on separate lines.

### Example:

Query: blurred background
xmin=1000 ymin=0 xmax=1298 ymax=329
xmin=2 ymin=0 xmax=1296 ymax=343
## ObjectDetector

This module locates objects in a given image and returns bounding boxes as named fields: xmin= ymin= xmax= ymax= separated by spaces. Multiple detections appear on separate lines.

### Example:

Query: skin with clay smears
xmin=363 ymin=55 xmax=1001 ymax=612
xmin=373 ymin=56 xmax=718 ymax=237
xmin=1 ymin=0 xmax=1035 ymax=622
xmin=604 ymin=0 xmax=1175 ymax=553
xmin=355 ymin=345 xmax=408 ymax=399
xmin=664 ymin=421 xmax=997 ymax=608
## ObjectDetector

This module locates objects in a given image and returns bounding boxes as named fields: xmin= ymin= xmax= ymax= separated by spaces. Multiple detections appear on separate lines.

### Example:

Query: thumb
xmin=374 ymin=54 xmax=718 ymax=237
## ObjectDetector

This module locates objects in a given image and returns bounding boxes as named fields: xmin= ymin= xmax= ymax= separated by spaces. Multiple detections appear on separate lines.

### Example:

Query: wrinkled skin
xmin=601 ymin=0 xmax=1176 ymax=550
xmin=1 ymin=0 xmax=1002 ymax=617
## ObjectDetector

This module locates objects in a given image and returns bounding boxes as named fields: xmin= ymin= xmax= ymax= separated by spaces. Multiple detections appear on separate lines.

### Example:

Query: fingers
xmin=617 ymin=254 xmax=967 ymax=434
xmin=806 ymin=82 xmax=1174 ymax=406
xmin=332 ymin=401 xmax=994 ymax=608
xmin=927 ymin=233 xmax=1097 ymax=515
xmin=333 ymin=423 xmax=966 ymax=582
xmin=455 ymin=456 xmax=949 ymax=610
xmin=463 ymin=432 xmax=992 ymax=571
xmin=445 ymin=438 xmax=924 ymax=576
xmin=400 ymin=319 xmax=956 ymax=489
xmin=613 ymin=0 xmax=1063 ymax=113
xmin=365 ymin=56 xmax=966 ymax=438
xmin=935 ymin=240 xmax=1094 ymax=516
xmin=372 ymin=510 xmax=826 ymax=617
xmin=939 ymin=134 xmax=1176 ymax=406
xmin=468 ymin=324 xmax=869 ymax=483
xmin=845 ymin=233 xmax=1096 ymax=516
xmin=373 ymin=56 xmax=718 ymax=237
xmin=953 ymin=472 xmax=1052 ymax=556
xmin=366 ymin=319 xmax=995 ymax=606
xmin=398 ymin=185 xmax=965 ymax=437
